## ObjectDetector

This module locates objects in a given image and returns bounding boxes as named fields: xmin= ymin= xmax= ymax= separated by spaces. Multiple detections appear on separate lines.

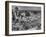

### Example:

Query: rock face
xmin=12 ymin=6 xmax=41 ymax=31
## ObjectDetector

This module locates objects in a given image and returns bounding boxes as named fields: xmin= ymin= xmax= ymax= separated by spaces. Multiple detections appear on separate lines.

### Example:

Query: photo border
xmin=5 ymin=1 xmax=45 ymax=36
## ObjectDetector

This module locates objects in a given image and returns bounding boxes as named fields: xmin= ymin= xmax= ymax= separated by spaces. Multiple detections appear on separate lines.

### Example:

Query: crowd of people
xmin=12 ymin=7 xmax=41 ymax=31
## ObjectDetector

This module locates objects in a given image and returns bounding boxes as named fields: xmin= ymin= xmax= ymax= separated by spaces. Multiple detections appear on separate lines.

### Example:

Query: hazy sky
xmin=12 ymin=6 xmax=41 ymax=11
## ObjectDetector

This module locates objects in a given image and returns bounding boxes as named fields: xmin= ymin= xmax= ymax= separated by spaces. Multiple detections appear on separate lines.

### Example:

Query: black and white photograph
xmin=5 ymin=1 xmax=45 ymax=36
xmin=12 ymin=6 xmax=41 ymax=31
